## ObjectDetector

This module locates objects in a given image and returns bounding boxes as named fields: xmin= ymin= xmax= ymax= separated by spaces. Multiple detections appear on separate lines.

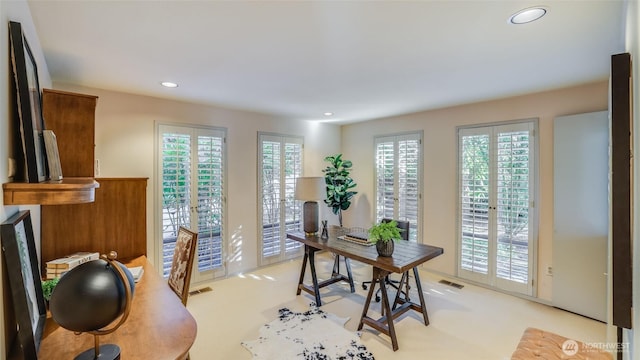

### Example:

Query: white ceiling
xmin=27 ymin=1 xmax=626 ymax=124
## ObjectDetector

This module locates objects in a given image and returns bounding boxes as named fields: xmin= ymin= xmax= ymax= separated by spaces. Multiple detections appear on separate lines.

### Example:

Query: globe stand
xmin=74 ymin=341 xmax=121 ymax=360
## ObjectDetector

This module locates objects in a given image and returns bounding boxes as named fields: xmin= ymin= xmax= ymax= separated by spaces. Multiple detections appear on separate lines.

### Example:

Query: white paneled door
xmin=158 ymin=124 xmax=227 ymax=284
xmin=553 ymin=111 xmax=608 ymax=322
xmin=258 ymin=133 xmax=304 ymax=265
xmin=375 ymin=133 xmax=422 ymax=242
xmin=458 ymin=121 xmax=537 ymax=296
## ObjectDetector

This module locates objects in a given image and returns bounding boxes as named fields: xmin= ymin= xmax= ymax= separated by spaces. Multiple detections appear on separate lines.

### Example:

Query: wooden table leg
xmin=296 ymin=245 xmax=322 ymax=306
xmin=392 ymin=272 xmax=408 ymax=310
xmin=344 ymin=258 xmax=355 ymax=293
xmin=307 ymin=247 xmax=322 ymax=306
xmin=378 ymin=269 xmax=399 ymax=351
xmin=412 ymin=266 xmax=429 ymax=326
xmin=358 ymin=271 xmax=378 ymax=331
xmin=389 ymin=267 xmax=430 ymax=327
xmin=358 ymin=267 xmax=399 ymax=351
xmin=297 ymin=247 xmax=355 ymax=306
xmin=296 ymin=251 xmax=308 ymax=296
xmin=332 ymin=255 xmax=355 ymax=293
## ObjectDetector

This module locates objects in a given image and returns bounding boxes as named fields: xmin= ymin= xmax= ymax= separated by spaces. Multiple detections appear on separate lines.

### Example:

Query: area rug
xmin=241 ymin=305 xmax=375 ymax=360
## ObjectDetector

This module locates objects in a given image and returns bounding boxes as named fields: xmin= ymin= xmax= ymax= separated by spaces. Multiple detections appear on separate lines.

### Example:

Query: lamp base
xmin=74 ymin=344 xmax=121 ymax=360
xmin=303 ymin=201 xmax=319 ymax=235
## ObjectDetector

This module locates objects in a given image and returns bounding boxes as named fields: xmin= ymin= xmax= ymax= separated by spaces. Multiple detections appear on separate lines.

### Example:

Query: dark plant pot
xmin=376 ymin=240 xmax=394 ymax=257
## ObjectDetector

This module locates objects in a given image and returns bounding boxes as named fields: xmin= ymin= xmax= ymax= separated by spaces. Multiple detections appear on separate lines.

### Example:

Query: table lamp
xmin=295 ymin=176 xmax=325 ymax=235
xmin=49 ymin=251 xmax=134 ymax=360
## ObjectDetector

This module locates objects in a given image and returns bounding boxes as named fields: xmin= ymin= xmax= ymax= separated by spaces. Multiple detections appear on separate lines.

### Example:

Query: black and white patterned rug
xmin=241 ymin=305 xmax=375 ymax=360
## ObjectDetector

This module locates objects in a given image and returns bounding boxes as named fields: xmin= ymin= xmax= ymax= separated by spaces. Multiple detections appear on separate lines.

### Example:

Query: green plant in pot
xmin=323 ymin=154 xmax=357 ymax=227
xmin=368 ymin=220 xmax=403 ymax=257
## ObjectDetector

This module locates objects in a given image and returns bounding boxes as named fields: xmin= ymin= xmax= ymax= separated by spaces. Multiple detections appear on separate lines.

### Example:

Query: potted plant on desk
xmin=368 ymin=220 xmax=403 ymax=257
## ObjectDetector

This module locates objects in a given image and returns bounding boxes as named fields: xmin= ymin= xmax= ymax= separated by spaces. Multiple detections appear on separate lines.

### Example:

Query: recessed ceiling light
xmin=509 ymin=7 xmax=547 ymax=24
xmin=324 ymin=112 xmax=334 ymax=116
xmin=161 ymin=81 xmax=178 ymax=88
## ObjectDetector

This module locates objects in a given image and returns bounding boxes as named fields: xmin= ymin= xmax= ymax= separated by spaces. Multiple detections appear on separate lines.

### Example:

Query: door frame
xmin=456 ymin=119 xmax=539 ymax=297
xmin=155 ymin=122 xmax=228 ymax=284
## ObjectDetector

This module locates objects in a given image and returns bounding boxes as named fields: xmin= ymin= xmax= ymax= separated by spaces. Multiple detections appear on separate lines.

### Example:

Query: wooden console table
xmin=38 ymin=256 xmax=197 ymax=359
xmin=287 ymin=232 xmax=443 ymax=351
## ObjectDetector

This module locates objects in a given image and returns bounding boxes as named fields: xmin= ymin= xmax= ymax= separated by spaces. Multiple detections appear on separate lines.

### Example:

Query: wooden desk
xmin=286 ymin=232 xmax=443 ymax=351
xmin=38 ymin=256 xmax=197 ymax=359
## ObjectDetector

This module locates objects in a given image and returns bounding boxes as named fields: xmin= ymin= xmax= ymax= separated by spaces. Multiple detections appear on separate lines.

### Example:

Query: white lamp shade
xmin=295 ymin=177 xmax=325 ymax=201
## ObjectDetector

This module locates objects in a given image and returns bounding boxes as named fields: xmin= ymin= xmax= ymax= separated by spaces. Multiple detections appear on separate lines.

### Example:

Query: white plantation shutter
xmin=459 ymin=130 xmax=490 ymax=276
xmin=159 ymin=124 xmax=227 ymax=282
xmin=283 ymin=142 xmax=304 ymax=253
xmin=397 ymin=138 xmax=420 ymax=232
xmin=162 ymin=132 xmax=192 ymax=238
xmin=375 ymin=133 xmax=422 ymax=242
xmin=376 ymin=141 xmax=395 ymax=220
xmin=495 ymin=128 xmax=531 ymax=284
xmin=195 ymin=135 xmax=225 ymax=273
xmin=458 ymin=121 xmax=536 ymax=295
xmin=258 ymin=133 xmax=303 ymax=265
xmin=261 ymin=140 xmax=282 ymax=258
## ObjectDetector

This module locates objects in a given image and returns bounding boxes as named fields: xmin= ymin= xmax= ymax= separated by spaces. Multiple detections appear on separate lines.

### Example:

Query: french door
xmin=374 ymin=132 xmax=422 ymax=242
xmin=158 ymin=124 xmax=227 ymax=283
xmin=258 ymin=133 xmax=304 ymax=265
xmin=458 ymin=121 xmax=537 ymax=296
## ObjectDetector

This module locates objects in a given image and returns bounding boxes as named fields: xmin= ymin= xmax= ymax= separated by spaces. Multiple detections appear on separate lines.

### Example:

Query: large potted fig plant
xmin=322 ymin=154 xmax=357 ymax=227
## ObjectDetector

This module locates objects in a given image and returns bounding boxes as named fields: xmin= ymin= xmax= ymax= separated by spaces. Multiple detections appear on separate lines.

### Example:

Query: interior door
xmin=552 ymin=111 xmax=608 ymax=322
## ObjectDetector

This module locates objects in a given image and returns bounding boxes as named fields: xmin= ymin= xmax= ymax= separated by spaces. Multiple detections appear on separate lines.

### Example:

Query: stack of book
xmin=342 ymin=231 xmax=374 ymax=246
xmin=45 ymin=252 xmax=99 ymax=279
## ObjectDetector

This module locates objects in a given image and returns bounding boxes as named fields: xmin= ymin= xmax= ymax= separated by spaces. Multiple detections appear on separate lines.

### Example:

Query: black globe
xmin=50 ymin=259 xmax=135 ymax=332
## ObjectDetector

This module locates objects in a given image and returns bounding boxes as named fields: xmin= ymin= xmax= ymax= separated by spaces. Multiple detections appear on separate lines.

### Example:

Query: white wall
xmin=0 ymin=0 xmax=52 ymax=355
xmin=51 ymin=83 xmax=341 ymax=276
xmin=341 ymin=81 xmax=609 ymax=302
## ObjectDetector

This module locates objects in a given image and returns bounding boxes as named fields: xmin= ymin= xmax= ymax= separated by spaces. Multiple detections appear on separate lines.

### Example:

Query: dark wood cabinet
xmin=41 ymin=177 xmax=148 ymax=265
xmin=39 ymin=89 xmax=147 ymax=267
xmin=42 ymin=89 xmax=97 ymax=177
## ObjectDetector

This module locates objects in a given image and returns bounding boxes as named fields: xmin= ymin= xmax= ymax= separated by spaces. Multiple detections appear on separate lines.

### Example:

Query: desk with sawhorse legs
xmin=287 ymin=232 xmax=444 ymax=351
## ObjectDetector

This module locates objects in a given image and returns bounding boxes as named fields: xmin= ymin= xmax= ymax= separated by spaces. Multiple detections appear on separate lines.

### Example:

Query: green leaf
xmin=323 ymin=153 xmax=357 ymax=218
xmin=367 ymin=220 xmax=402 ymax=244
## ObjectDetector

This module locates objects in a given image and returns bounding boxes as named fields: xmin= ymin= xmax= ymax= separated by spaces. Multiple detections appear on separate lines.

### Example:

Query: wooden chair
xmin=168 ymin=226 xmax=198 ymax=306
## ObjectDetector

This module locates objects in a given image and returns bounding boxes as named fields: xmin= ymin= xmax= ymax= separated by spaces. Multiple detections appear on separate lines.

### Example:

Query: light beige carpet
xmin=187 ymin=253 xmax=609 ymax=360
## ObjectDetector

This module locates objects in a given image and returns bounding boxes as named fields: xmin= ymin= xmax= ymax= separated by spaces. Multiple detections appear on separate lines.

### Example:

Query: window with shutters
xmin=258 ymin=133 xmax=303 ymax=265
xmin=374 ymin=132 xmax=422 ymax=242
xmin=158 ymin=124 xmax=226 ymax=283
xmin=458 ymin=120 xmax=537 ymax=296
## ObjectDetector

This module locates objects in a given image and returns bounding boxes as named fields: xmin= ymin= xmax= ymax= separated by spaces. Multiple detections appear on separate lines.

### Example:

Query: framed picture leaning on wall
xmin=1 ymin=210 xmax=47 ymax=359
xmin=9 ymin=20 xmax=48 ymax=183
